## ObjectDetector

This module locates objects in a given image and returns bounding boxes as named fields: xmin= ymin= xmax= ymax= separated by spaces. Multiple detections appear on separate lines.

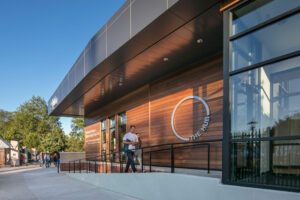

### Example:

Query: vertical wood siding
xmin=85 ymin=56 xmax=223 ymax=169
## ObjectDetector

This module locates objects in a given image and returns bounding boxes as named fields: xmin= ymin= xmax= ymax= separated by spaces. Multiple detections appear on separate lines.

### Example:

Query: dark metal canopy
xmin=48 ymin=0 xmax=223 ymax=117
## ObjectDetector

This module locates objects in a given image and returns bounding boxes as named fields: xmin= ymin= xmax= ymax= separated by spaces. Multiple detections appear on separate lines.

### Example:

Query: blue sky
xmin=0 ymin=0 xmax=126 ymax=134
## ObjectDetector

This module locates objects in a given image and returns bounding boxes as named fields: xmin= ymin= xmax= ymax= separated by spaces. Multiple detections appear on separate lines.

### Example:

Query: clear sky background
xmin=0 ymin=0 xmax=126 ymax=134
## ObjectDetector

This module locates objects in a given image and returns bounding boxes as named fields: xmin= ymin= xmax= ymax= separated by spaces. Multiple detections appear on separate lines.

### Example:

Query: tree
xmin=40 ymin=127 xmax=67 ymax=152
xmin=65 ymin=118 xmax=85 ymax=152
xmin=70 ymin=118 xmax=84 ymax=139
xmin=0 ymin=109 xmax=12 ymax=126
xmin=0 ymin=109 xmax=13 ymax=141
xmin=24 ymin=132 xmax=40 ymax=149
xmin=1 ymin=96 xmax=67 ymax=152
xmin=66 ymin=136 xmax=85 ymax=152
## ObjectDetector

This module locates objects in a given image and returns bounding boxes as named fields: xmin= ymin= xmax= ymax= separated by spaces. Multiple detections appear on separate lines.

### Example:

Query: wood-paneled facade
xmin=85 ymin=123 xmax=101 ymax=158
xmin=85 ymin=55 xmax=223 ymax=170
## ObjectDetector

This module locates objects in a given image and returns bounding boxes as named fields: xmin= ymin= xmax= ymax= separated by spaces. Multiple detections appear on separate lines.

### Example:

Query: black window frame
xmin=223 ymin=0 xmax=300 ymax=192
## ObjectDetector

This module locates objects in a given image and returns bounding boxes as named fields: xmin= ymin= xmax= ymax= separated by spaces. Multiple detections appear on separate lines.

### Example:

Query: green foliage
xmin=40 ymin=127 xmax=67 ymax=153
xmin=66 ymin=136 xmax=85 ymax=152
xmin=0 ymin=96 xmax=67 ymax=153
xmin=0 ymin=96 xmax=87 ymax=153
xmin=70 ymin=118 xmax=85 ymax=140
xmin=0 ymin=109 xmax=14 ymax=141
xmin=24 ymin=132 xmax=40 ymax=149
xmin=0 ymin=109 xmax=12 ymax=126
xmin=65 ymin=118 xmax=85 ymax=152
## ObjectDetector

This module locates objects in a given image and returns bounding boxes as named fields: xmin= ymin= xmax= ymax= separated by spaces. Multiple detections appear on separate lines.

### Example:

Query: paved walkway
xmin=0 ymin=166 xmax=139 ymax=200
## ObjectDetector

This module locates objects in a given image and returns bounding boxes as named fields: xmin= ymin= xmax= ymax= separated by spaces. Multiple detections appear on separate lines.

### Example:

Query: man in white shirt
xmin=123 ymin=125 xmax=138 ymax=173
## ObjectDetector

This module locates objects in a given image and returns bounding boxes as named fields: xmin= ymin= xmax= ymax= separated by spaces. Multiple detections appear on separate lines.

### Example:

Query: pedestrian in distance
xmin=49 ymin=154 xmax=52 ymax=167
xmin=123 ymin=125 xmax=139 ymax=173
xmin=45 ymin=152 xmax=50 ymax=168
xmin=56 ymin=151 xmax=61 ymax=173
xmin=6 ymin=153 xmax=9 ymax=165
xmin=39 ymin=152 xmax=43 ymax=167
xmin=44 ymin=153 xmax=47 ymax=168
xmin=20 ymin=154 xmax=24 ymax=166
xmin=53 ymin=153 xmax=57 ymax=167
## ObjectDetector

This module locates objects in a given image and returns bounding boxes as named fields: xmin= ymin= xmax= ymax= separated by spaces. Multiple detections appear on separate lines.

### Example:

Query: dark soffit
xmin=49 ymin=0 xmax=222 ymax=117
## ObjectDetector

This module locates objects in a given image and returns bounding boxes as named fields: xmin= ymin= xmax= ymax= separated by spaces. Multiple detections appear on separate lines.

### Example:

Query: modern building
xmin=49 ymin=0 xmax=300 ymax=193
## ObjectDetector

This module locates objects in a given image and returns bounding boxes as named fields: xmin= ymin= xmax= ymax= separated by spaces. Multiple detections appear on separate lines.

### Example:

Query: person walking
xmin=6 ymin=153 xmax=10 ymax=165
xmin=123 ymin=125 xmax=139 ymax=173
xmin=135 ymin=133 xmax=143 ymax=171
xmin=39 ymin=152 xmax=43 ymax=167
xmin=44 ymin=153 xmax=47 ymax=168
xmin=20 ymin=154 xmax=23 ymax=166
xmin=53 ymin=153 xmax=57 ymax=167
xmin=124 ymin=139 xmax=129 ymax=162
xmin=56 ymin=151 xmax=61 ymax=173
xmin=49 ymin=154 xmax=52 ymax=167
xmin=45 ymin=152 xmax=50 ymax=168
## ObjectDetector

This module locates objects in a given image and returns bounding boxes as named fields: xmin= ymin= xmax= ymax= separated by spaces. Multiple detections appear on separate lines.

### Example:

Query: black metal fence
xmin=66 ymin=139 xmax=223 ymax=174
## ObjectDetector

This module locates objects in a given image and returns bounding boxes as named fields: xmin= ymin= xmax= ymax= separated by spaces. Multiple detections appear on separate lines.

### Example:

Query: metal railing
xmin=66 ymin=139 xmax=223 ymax=174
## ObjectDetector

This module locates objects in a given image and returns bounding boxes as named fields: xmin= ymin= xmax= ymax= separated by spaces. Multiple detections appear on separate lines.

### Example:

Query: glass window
xmin=231 ymin=0 xmax=300 ymax=35
xmin=230 ymin=140 xmax=300 ymax=188
xmin=118 ymin=112 xmax=126 ymax=151
xmin=231 ymin=56 xmax=300 ymax=139
xmin=109 ymin=116 xmax=116 ymax=161
xmin=231 ymin=13 xmax=300 ymax=71
xmin=101 ymin=120 xmax=106 ymax=160
xmin=227 ymin=0 xmax=300 ymax=192
xmin=118 ymin=112 xmax=126 ymax=162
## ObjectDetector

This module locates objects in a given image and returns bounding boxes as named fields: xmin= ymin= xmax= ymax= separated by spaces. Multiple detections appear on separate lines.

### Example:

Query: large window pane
xmin=231 ymin=0 xmax=300 ymax=35
xmin=118 ymin=112 xmax=126 ymax=151
xmin=230 ymin=140 xmax=300 ymax=189
xmin=231 ymin=56 xmax=300 ymax=139
xmin=118 ymin=112 xmax=126 ymax=161
xmin=109 ymin=116 xmax=116 ymax=162
xmin=101 ymin=120 xmax=106 ymax=161
xmin=227 ymin=0 xmax=300 ymax=192
xmin=231 ymin=13 xmax=300 ymax=71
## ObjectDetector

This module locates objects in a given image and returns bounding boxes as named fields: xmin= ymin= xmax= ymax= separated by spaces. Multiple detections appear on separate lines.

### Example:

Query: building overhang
xmin=48 ymin=0 xmax=223 ymax=117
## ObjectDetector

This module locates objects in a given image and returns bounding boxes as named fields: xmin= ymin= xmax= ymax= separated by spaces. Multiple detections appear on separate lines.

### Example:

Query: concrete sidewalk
xmin=67 ymin=172 xmax=300 ymax=200
xmin=0 ymin=163 xmax=41 ymax=174
xmin=0 ymin=166 xmax=139 ymax=200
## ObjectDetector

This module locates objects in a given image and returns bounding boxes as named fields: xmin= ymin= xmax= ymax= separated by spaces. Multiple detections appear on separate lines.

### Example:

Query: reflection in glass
xmin=118 ymin=113 xmax=126 ymax=161
xmin=109 ymin=116 xmax=116 ymax=162
xmin=101 ymin=120 xmax=106 ymax=161
xmin=231 ymin=56 xmax=300 ymax=139
xmin=231 ymin=0 xmax=300 ymax=35
xmin=231 ymin=141 xmax=300 ymax=189
xmin=228 ymin=0 xmax=300 ymax=191
xmin=231 ymin=13 xmax=300 ymax=71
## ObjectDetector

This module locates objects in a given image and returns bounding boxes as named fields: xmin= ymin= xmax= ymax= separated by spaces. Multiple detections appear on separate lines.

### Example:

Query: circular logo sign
xmin=50 ymin=96 xmax=58 ymax=109
xmin=171 ymin=96 xmax=210 ymax=141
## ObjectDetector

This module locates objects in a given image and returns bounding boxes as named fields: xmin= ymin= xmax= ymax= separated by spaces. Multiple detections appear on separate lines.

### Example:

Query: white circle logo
xmin=50 ymin=96 xmax=58 ymax=109
xmin=171 ymin=96 xmax=210 ymax=141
